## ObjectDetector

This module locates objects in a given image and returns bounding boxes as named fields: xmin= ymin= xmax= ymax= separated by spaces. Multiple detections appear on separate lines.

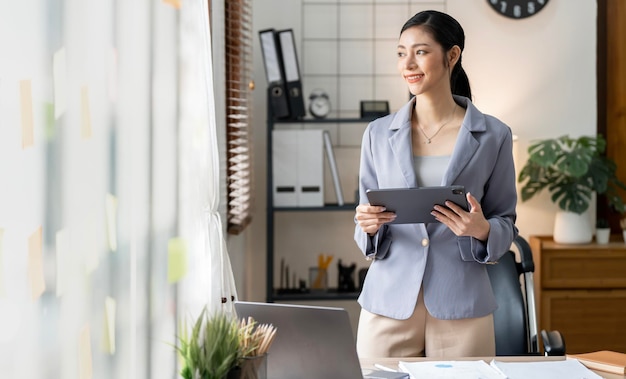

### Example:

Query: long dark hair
xmin=401 ymin=10 xmax=471 ymax=99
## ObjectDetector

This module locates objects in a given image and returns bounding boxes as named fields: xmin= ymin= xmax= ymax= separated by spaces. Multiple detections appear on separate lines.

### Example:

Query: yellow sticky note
xmin=102 ymin=296 xmax=116 ymax=354
xmin=20 ymin=80 xmax=34 ymax=148
xmin=28 ymin=226 xmax=45 ymax=300
xmin=53 ymin=48 xmax=67 ymax=119
xmin=56 ymin=229 xmax=69 ymax=297
xmin=79 ymin=325 xmax=93 ymax=379
xmin=81 ymin=86 xmax=92 ymax=139
xmin=105 ymin=194 xmax=118 ymax=252
xmin=163 ymin=0 xmax=181 ymax=9
xmin=0 ymin=228 xmax=5 ymax=297
xmin=168 ymin=238 xmax=187 ymax=283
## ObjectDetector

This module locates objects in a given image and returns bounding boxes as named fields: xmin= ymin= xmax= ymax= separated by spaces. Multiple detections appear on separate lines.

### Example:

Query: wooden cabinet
xmin=530 ymin=236 xmax=626 ymax=354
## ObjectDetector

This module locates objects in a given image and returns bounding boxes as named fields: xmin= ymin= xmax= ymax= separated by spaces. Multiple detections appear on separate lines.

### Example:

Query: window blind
xmin=225 ymin=0 xmax=253 ymax=234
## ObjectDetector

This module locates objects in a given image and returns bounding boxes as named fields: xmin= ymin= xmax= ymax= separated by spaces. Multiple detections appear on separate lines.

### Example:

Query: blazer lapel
xmin=389 ymin=100 xmax=418 ymax=188
xmin=442 ymin=96 xmax=485 ymax=186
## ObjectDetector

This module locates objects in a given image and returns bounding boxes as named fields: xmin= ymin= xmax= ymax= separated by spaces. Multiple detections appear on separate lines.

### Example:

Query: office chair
xmin=486 ymin=235 xmax=566 ymax=356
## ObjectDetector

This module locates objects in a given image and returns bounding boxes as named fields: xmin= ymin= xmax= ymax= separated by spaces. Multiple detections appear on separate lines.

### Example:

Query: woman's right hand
xmin=355 ymin=203 xmax=396 ymax=235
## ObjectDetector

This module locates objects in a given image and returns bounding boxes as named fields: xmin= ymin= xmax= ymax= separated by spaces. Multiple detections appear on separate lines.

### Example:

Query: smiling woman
xmin=354 ymin=10 xmax=518 ymax=359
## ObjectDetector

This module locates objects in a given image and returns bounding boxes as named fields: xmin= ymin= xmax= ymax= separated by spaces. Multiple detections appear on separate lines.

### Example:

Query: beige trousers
xmin=356 ymin=289 xmax=495 ymax=358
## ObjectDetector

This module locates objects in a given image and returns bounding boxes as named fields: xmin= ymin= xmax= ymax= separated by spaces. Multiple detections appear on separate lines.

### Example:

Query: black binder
xmin=276 ymin=29 xmax=305 ymax=119
xmin=259 ymin=28 xmax=290 ymax=119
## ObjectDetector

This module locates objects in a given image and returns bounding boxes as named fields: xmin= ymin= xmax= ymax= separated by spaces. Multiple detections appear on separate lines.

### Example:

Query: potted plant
xmin=518 ymin=134 xmax=626 ymax=243
xmin=596 ymin=218 xmax=611 ymax=244
xmin=175 ymin=308 xmax=276 ymax=379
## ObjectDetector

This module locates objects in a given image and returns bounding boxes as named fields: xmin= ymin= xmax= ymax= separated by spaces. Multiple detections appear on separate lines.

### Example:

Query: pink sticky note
xmin=28 ymin=226 xmax=45 ymax=299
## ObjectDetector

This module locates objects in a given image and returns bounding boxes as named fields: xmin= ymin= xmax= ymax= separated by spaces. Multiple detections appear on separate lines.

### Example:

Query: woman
xmin=354 ymin=10 xmax=518 ymax=358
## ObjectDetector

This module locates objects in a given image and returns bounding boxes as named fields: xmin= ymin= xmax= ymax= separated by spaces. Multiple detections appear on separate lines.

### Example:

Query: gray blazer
xmin=354 ymin=95 xmax=518 ymax=320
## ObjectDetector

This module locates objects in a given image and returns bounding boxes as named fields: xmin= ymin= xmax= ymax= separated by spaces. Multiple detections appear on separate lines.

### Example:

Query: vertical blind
xmin=225 ymin=0 xmax=253 ymax=234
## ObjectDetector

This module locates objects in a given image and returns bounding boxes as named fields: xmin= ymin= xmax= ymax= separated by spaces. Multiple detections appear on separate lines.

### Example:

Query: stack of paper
xmin=489 ymin=359 xmax=603 ymax=379
xmin=398 ymin=360 xmax=504 ymax=379
xmin=398 ymin=359 xmax=603 ymax=379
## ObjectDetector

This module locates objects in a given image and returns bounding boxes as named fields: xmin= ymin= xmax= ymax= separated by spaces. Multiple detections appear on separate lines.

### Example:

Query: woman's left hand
xmin=431 ymin=192 xmax=490 ymax=241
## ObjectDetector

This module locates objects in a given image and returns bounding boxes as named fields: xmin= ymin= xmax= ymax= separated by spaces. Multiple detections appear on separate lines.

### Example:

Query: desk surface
xmin=360 ymin=356 xmax=625 ymax=379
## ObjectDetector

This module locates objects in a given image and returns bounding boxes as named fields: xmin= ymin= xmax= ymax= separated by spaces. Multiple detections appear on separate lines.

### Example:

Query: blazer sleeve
xmin=460 ymin=125 xmax=518 ymax=263
xmin=353 ymin=122 xmax=393 ymax=260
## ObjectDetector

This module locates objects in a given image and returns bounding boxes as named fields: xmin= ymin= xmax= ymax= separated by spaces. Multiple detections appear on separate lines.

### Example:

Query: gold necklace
xmin=417 ymin=104 xmax=456 ymax=144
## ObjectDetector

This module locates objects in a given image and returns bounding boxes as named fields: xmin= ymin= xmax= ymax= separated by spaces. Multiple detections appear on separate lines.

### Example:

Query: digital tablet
xmin=365 ymin=185 xmax=468 ymax=224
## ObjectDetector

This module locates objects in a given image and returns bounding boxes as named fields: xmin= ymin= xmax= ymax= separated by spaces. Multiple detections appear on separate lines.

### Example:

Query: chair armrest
xmin=541 ymin=329 xmax=566 ymax=356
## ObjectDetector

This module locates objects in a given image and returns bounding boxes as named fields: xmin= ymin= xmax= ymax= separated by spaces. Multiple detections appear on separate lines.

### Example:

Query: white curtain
xmin=178 ymin=0 xmax=238 ymax=319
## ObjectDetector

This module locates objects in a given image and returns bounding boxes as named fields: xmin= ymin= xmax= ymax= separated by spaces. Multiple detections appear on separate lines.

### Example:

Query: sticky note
xmin=102 ymin=297 xmax=116 ymax=354
xmin=20 ymin=80 xmax=34 ymax=148
xmin=0 ymin=228 xmax=5 ymax=297
xmin=28 ymin=226 xmax=45 ymax=300
xmin=163 ymin=0 xmax=181 ymax=9
xmin=105 ymin=194 xmax=117 ymax=252
xmin=79 ymin=325 xmax=93 ymax=379
xmin=53 ymin=48 xmax=67 ymax=119
xmin=168 ymin=238 xmax=187 ymax=283
xmin=56 ymin=229 xmax=69 ymax=297
xmin=44 ymin=102 xmax=55 ymax=140
xmin=81 ymin=86 xmax=92 ymax=139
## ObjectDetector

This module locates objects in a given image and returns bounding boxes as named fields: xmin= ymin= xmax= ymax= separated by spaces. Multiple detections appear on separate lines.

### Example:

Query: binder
xmin=272 ymin=129 xmax=324 ymax=207
xmin=297 ymin=130 xmax=324 ymax=206
xmin=272 ymin=130 xmax=298 ymax=206
xmin=276 ymin=29 xmax=305 ymax=119
xmin=259 ymin=29 xmax=290 ymax=119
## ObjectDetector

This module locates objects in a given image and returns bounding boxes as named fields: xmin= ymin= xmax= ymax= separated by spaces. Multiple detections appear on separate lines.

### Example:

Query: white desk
xmin=360 ymin=356 xmax=625 ymax=379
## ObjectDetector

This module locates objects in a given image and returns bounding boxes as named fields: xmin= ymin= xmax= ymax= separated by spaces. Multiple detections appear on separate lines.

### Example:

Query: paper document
xmin=398 ymin=360 xmax=504 ymax=379
xmin=489 ymin=358 xmax=603 ymax=379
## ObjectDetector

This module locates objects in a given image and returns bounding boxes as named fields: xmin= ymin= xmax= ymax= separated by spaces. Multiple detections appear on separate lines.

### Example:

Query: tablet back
xmin=365 ymin=185 xmax=468 ymax=224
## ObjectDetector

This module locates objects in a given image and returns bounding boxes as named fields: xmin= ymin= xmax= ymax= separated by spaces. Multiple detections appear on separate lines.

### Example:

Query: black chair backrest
xmin=487 ymin=246 xmax=531 ymax=356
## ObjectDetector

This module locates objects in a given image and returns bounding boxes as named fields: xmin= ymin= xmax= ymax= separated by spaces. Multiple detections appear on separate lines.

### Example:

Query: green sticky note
xmin=44 ymin=102 xmax=55 ymax=140
xmin=168 ymin=238 xmax=187 ymax=283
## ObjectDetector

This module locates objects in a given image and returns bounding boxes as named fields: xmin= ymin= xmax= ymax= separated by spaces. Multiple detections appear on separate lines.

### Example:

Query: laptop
xmin=234 ymin=301 xmax=408 ymax=379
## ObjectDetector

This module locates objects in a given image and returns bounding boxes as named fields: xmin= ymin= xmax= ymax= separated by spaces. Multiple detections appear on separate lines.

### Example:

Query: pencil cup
xmin=309 ymin=267 xmax=328 ymax=291
xmin=227 ymin=353 xmax=267 ymax=379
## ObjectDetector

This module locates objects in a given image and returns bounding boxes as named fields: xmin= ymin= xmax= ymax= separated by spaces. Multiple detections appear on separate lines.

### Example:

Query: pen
xmin=374 ymin=363 xmax=398 ymax=372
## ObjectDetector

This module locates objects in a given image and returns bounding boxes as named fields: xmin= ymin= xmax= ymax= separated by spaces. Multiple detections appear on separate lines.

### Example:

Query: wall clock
xmin=487 ymin=0 xmax=549 ymax=19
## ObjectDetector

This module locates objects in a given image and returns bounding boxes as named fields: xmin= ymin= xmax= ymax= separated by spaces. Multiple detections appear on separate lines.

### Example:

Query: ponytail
xmin=451 ymin=60 xmax=471 ymax=99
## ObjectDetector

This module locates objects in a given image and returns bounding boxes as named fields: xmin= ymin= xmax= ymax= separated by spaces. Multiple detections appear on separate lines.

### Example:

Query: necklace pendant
xmin=426 ymin=139 xmax=431 ymax=144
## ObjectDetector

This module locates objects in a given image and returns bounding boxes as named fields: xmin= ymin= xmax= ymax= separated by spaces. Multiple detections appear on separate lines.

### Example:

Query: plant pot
xmin=553 ymin=210 xmax=592 ymax=244
xmin=596 ymin=228 xmax=610 ymax=244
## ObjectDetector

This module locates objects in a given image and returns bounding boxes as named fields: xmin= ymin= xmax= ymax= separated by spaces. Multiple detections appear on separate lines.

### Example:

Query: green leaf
xmin=518 ymin=134 xmax=626 ymax=214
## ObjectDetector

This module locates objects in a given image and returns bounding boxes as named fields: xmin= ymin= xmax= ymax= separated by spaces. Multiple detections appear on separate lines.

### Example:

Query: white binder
xmin=272 ymin=130 xmax=298 ymax=206
xmin=297 ymin=130 xmax=324 ymax=206
xmin=272 ymin=129 xmax=324 ymax=207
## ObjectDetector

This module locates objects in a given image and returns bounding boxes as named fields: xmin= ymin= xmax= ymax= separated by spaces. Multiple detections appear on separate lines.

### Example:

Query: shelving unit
xmin=265 ymin=108 xmax=371 ymax=303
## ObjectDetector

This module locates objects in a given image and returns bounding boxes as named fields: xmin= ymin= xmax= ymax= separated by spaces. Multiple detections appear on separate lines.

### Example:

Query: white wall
xmin=448 ymin=0 xmax=597 ymax=238
xmin=246 ymin=0 xmax=597 ymax=304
